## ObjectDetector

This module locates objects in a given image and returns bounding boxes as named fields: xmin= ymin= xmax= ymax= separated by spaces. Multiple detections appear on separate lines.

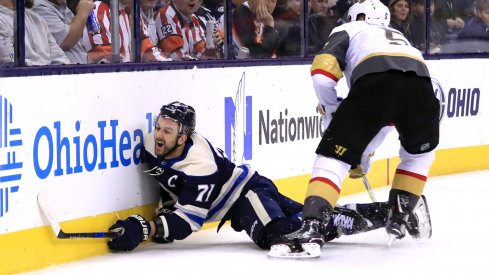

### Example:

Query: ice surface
xmin=22 ymin=170 xmax=489 ymax=275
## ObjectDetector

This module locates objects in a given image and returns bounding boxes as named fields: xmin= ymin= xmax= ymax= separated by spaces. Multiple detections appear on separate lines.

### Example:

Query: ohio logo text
xmin=0 ymin=95 xmax=155 ymax=219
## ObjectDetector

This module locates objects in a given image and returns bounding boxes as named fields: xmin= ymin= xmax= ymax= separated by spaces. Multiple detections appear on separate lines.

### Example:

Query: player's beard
xmin=154 ymin=137 xmax=180 ymax=158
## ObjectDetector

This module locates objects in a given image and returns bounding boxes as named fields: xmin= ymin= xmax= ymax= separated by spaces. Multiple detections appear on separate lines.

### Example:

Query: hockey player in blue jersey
xmin=107 ymin=101 xmax=432 ymax=253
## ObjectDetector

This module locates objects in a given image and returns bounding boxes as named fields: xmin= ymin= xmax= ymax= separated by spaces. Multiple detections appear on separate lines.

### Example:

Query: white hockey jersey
xmin=311 ymin=21 xmax=430 ymax=88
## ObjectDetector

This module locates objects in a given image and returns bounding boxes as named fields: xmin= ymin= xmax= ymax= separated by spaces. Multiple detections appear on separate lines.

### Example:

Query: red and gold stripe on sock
xmin=391 ymin=169 xmax=427 ymax=196
xmin=306 ymin=177 xmax=340 ymax=207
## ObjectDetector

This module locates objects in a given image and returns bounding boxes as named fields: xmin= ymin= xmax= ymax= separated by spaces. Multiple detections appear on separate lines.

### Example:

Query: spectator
xmin=88 ymin=0 xmax=169 ymax=63
xmin=409 ymin=0 xmax=446 ymax=53
xmin=197 ymin=0 xmax=223 ymax=23
xmin=274 ymin=0 xmax=302 ymax=56
xmin=141 ymin=0 xmax=158 ymax=45
xmin=307 ymin=0 xmax=339 ymax=55
xmin=458 ymin=0 xmax=489 ymax=40
xmin=389 ymin=0 xmax=411 ymax=37
xmin=0 ymin=0 xmax=70 ymax=65
xmin=232 ymin=0 xmax=280 ymax=59
xmin=195 ymin=0 xmax=225 ymax=58
xmin=154 ymin=0 xmax=221 ymax=60
xmin=32 ymin=0 xmax=94 ymax=64
xmin=434 ymin=0 xmax=470 ymax=36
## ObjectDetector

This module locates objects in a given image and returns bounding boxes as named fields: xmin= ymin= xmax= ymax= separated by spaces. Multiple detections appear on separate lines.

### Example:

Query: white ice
xmin=22 ymin=170 xmax=489 ymax=275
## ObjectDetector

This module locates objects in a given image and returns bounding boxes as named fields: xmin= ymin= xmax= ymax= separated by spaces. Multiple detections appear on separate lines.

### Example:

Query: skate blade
xmin=268 ymin=243 xmax=321 ymax=259
xmin=387 ymin=234 xmax=397 ymax=247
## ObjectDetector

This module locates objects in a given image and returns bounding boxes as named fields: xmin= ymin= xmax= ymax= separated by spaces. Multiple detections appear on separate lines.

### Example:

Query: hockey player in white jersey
xmin=270 ymin=0 xmax=440 ymax=257
xmin=105 ymin=101 xmax=432 ymax=254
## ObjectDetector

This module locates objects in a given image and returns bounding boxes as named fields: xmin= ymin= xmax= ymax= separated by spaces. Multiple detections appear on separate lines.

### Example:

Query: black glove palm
xmin=108 ymin=214 xmax=150 ymax=251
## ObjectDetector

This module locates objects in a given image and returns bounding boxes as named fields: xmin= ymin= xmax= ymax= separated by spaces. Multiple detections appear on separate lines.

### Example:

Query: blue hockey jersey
xmin=142 ymin=132 xmax=256 ymax=240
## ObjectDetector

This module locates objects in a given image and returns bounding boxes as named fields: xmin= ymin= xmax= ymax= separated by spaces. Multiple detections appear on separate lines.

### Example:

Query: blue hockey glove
xmin=107 ymin=214 xmax=150 ymax=251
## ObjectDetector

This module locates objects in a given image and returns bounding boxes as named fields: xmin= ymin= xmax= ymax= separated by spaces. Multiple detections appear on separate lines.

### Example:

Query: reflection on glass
xmin=0 ymin=0 xmax=15 ymax=66
xmin=1 ymin=0 xmax=70 ymax=66
xmin=389 ymin=0 xmax=411 ymax=37
xmin=151 ymin=0 xmax=223 ymax=60
xmin=409 ymin=0 xmax=445 ymax=54
xmin=274 ymin=0 xmax=303 ymax=57
xmin=307 ymin=0 xmax=340 ymax=56
xmin=232 ymin=0 xmax=281 ymax=59
xmin=31 ymin=0 xmax=95 ymax=65
xmin=88 ymin=0 xmax=169 ymax=63
xmin=453 ymin=0 xmax=489 ymax=53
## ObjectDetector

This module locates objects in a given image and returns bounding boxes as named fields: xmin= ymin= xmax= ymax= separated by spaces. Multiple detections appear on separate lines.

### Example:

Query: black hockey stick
xmin=37 ymin=191 xmax=120 ymax=239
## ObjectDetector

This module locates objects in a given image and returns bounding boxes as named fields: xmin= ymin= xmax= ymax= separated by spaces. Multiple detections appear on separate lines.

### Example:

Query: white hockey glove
xmin=317 ymin=97 xmax=343 ymax=129
xmin=349 ymin=152 xmax=374 ymax=179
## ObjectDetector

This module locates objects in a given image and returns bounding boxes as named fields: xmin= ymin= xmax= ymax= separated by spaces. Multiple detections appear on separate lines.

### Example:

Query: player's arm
xmin=311 ymin=30 xmax=349 ymax=115
xmin=155 ymin=11 xmax=189 ymax=60
xmin=107 ymin=173 xmax=219 ymax=251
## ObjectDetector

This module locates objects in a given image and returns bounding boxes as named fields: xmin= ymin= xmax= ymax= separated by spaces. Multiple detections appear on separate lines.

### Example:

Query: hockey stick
xmin=361 ymin=175 xmax=377 ymax=202
xmin=37 ymin=191 xmax=120 ymax=239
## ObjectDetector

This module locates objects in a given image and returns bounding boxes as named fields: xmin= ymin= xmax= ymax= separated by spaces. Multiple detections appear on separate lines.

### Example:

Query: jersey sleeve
xmin=87 ymin=2 xmax=113 ymax=63
xmin=155 ymin=8 xmax=186 ymax=59
xmin=310 ymin=30 xmax=349 ymax=81
xmin=140 ymin=18 xmax=171 ymax=62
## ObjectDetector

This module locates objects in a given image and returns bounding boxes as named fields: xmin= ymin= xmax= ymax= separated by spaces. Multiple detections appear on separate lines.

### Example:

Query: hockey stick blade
xmin=57 ymin=230 xmax=120 ymax=239
xmin=37 ymin=191 xmax=120 ymax=239
xmin=268 ymin=243 xmax=321 ymax=259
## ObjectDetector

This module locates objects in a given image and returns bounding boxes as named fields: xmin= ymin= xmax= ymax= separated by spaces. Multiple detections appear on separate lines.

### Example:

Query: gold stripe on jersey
xmin=306 ymin=178 xmax=340 ymax=206
xmin=311 ymin=53 xmax=343 ymax=81
xmin=350 ymin=53 xmax=430 ymax=86
xmin=391 ymin=172 xmax=426 ymax=196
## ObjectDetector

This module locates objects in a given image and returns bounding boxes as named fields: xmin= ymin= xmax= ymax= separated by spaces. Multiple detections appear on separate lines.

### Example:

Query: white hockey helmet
xmin=347 ymin=0 xmax=390 ymax=27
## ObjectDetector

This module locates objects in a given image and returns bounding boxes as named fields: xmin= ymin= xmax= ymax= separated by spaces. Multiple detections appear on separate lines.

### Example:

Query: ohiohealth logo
xmin=0 ymin=95 xmax=22 ymax=218
xmin=224 ymin=72 xmax=252 ymax=164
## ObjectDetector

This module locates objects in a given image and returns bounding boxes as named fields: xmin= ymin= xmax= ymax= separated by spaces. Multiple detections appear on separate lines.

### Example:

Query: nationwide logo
xmin=0 ymin=95 xmax=22 ymax=218
xmin=224 ymin=72 xmax=252 ymax=165
xmin=224 ymin=72 xmax=324 ymax=164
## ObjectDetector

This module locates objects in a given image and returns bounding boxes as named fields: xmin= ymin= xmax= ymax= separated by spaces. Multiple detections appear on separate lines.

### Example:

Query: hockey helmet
xmin=347 ymin=0 xmax=390 ymax=27
xmin=159 ymin=101 xmax=196 ymax=136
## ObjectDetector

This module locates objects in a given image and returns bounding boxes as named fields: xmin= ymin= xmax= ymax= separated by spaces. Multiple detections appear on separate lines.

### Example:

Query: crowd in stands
xmin=1 ymin=0 xmax=488 ymax=66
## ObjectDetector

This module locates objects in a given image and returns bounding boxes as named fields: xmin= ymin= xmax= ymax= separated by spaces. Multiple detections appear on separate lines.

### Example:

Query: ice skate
xmin=268 ymin=219 xmax=325 ymax=259
xmin=385 ymin=192 xmax=413 ymax=246
xmin=406 ymin=195 xmax=432 ymax=239
xmin=386 ymin=193 xmax=432 ymax=246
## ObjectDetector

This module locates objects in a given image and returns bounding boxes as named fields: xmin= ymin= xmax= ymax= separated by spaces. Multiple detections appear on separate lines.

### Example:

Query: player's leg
xmin=229 ymin=176 xmax=302 ymax=249
xmin=338 ymin=196 xmax=432 ymax=239
xmin=288 ymin=74 xmax=391 ymax=247
xmin=387 ymin=72 xmax=440 ymax=242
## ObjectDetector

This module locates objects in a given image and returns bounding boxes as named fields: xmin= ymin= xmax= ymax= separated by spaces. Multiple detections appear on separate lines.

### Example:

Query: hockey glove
xmin=107 ymin=214 xmax=150 ymax=252
xmin=152 ymin=206 xmax=175 ymax=244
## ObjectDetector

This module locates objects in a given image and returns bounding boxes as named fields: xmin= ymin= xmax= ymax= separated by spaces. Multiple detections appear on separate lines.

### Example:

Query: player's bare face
xmin=174 ymin=0 xmax=203 ymax=17
xmin=154 ymin=117 xmax=181 ymax=158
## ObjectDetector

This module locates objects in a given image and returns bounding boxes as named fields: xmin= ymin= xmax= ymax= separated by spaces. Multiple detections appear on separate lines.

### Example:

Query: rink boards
xmin=0 ymin=59 xmax=487 ymax=274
